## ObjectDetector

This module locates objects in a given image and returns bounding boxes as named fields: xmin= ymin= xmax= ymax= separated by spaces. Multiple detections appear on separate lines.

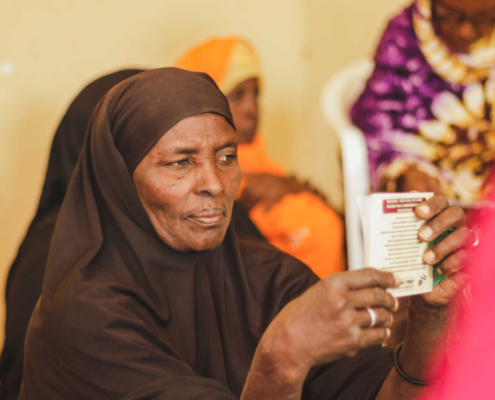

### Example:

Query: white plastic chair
xmin=321 ymin=60 xmax=374 ymax=271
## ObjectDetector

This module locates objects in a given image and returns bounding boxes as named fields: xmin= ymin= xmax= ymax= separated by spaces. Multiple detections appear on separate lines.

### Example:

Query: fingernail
xmin=423 ymin=250 xmax=436 ymax=264
xmin=394 ymin=298 xmax=399 ymax=311
xmin=386 ymin=328 xmax=391 ymax=338
xmin=419 ymin=226 xmax=433 ymax=241
xmin=393 ymin=274 xmax=401 ymax=287
xmin=437 ymin=268 xmax=444 ymax=276
xmin=417 ymin=205 xmax=430 ymax=215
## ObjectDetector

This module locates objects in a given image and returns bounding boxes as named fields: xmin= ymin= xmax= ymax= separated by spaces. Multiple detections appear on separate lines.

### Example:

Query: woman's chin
xmin=189 ymin=234 xmax=226 ymax=252
xmin=159 ymin=227 xmax=228 ymax=252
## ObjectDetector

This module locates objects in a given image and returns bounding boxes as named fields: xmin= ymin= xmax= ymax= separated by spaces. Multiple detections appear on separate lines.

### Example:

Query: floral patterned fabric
xmin=351 ymin=2 xmax=495 ymax=205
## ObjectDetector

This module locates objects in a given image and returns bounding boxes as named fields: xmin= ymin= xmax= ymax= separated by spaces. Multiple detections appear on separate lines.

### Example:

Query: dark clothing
xmin=232 ymin=203 xmax=265 ymax=241
xmin=35 ymin=69 xmax=146 ymax=219
xmin=20 ymin=68 xmax=393 ymax=400
xmin=1 ymin=207 xmax=59 ymax=400
xmin=1 ymin=69 xmax=145 ymax=400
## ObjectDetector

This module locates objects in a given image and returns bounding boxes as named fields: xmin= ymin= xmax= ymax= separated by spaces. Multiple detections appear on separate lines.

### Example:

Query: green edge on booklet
xmin=428 ymin=228 xmax=455 ymax=287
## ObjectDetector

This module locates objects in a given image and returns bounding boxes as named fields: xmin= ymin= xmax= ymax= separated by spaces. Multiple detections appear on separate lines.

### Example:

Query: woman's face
xmin=133 ymin=113 xmax=241 ymax=252
xmin=434 ymin=0 xmax=495 ymax=54
xmin=227 ymin=78 xmax=259 ymax=144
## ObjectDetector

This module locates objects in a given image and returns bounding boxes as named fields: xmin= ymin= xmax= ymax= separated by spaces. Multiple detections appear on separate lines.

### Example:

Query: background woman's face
xmin=227 ymin=78 xmax=259 ymax=144
xmin=434 ymin=0 xmax=495 ymax=54
xmin=133 ymin=113 xmax=241 ymax=252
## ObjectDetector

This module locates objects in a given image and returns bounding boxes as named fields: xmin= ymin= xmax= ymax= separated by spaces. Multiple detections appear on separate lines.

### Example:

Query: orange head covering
xmin=176 ymin=37 xmax=261 ymax=96
xmin=176 ymin=38 xmax=345 ymax=279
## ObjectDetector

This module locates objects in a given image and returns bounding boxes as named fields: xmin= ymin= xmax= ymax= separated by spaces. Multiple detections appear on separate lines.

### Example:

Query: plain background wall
xmin=0 ymin=0 xmax=408 ymax=347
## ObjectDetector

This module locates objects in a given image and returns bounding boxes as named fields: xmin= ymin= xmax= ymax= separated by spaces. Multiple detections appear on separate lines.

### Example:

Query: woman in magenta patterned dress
xmin=351 ymin=0 xmax=495 ymax=206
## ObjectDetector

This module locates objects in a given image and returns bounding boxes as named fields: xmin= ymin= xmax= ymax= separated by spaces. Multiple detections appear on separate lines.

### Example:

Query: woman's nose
xmin=244 ymin=96 xmax=258 ymax=119
xmin=196 ymin=163 xmax=224 ymax=196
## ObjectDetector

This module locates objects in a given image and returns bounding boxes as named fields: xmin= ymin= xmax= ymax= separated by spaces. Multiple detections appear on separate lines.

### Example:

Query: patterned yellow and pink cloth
xmin=177 ymin=38 xmax=344 ymax=278
xmin=351 ymin=0 xmax=495 ymax=205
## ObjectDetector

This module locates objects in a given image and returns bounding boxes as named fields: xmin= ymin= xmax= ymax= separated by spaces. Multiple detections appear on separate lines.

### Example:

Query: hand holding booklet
xmin=357 ymin=192 xmax=434 ymax=297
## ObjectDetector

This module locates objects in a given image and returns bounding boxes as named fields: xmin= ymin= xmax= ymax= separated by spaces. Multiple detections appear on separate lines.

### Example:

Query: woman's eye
xmin=229 ymin=90 xmax=244 ymax=102
xmin=218 ymin=154 xmax=237 ymax=163
xmin=169 ymin=159 xmax=191 ymax=167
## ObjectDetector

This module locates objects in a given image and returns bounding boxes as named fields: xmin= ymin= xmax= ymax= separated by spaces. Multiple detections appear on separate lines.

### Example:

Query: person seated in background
xmin=177 ymin=37 xmax=344 ymax=278
xmin=20 ymin=67 xmax=476 ymax=400
xmin=351 ymin=0 xmax=495 ymax=205
xmin=351 ymin=0 xmax=495 ymax=348
xmin=0 ymin=69 xmax=144 ymax=400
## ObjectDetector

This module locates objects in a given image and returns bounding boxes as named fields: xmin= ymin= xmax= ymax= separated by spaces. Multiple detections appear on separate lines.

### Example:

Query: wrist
xmin=255 ymin=324 xmax=311 ymax=387
xmin=241 ymin=333 xmax=308 ymax=400
xmin=410 ymin=296 xmax=448 ymax=315
xmin=399 ymin=296 xmax=449 ymax=382
xmin=407 ymin=296 xmax=449 ymax=340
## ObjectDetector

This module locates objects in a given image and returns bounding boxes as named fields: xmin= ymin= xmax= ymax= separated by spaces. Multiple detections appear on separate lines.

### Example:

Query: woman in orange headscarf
xmin=176 ymin=37 xmax=344 ymax=278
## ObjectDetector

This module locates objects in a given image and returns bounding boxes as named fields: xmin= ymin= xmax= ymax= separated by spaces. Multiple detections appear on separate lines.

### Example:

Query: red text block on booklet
xmin=383 ymin=197 xmax=427 ymax=214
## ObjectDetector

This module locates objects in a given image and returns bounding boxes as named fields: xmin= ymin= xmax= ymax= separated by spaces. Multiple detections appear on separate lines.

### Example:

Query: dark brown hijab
xmin=20 ymin=68 xmax=393 ymax=400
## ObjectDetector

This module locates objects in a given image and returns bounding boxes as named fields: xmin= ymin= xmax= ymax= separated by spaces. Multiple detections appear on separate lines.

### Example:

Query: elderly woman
xmin=2 ymin=68 xmax=264 ymax=400
xmin=177 ymin=38 xmax=344 ymax=278
xmin=351 ymin=0 xmax=495 ymax=205
xmin=21 ymin=68 xmax=474 ymax=399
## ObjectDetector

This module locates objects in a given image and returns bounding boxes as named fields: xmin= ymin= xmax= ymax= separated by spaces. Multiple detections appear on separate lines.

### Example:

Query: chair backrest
xmin=320 ymin=59 xmax=374 ymax=271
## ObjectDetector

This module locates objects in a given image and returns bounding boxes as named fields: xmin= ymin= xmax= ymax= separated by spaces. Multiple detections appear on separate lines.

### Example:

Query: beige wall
xmin=0 ymin=0 xmax=408 ymax=346
xmin=297 ymin=0 xmax=409 ymax=210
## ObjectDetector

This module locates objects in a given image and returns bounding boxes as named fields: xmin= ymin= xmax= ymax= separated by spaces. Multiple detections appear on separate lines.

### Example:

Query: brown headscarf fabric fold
xmin=20 ymin=68 xmax=392 ymax=400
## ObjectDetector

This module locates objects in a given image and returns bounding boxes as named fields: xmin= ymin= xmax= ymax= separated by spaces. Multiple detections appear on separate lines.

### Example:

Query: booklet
xmin=357 ymin=192 xmax=434 ymax=297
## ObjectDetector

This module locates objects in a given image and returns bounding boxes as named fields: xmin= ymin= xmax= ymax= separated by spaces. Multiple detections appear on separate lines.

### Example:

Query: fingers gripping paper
xmin=357 ymin=193 xmax=434 ymax=297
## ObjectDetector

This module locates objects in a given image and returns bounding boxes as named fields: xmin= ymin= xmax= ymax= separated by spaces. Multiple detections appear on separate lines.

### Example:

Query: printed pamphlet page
xmin=357 ymin=192 xmax=434 ymax=297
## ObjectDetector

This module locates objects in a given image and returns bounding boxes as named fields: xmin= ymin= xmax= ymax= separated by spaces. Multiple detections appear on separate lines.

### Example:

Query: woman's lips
xmin=188 ymin=209 xmax=225 ymax=227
